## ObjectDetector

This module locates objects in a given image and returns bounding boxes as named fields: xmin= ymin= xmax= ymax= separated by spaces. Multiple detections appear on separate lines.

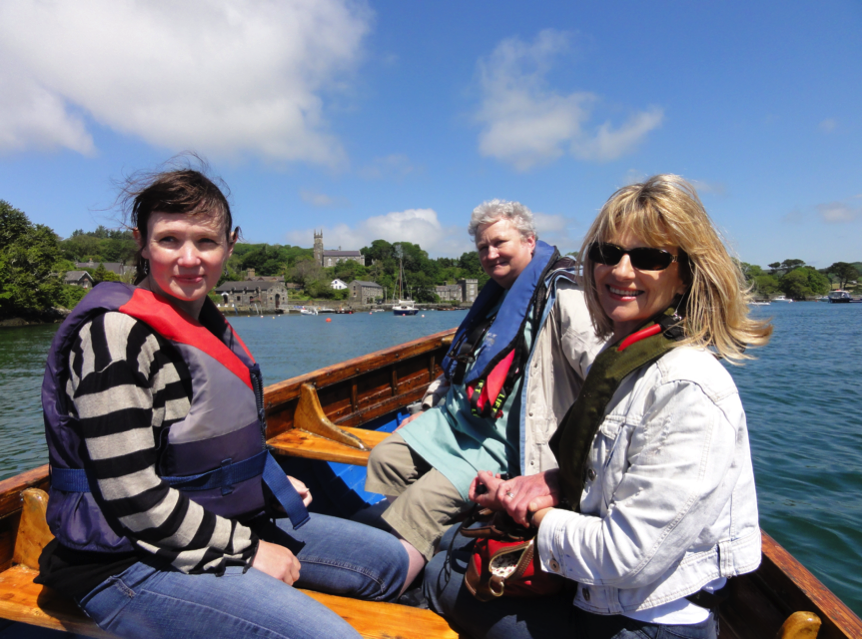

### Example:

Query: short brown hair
xmin=121 ymin=158 xmax=236 ymax=283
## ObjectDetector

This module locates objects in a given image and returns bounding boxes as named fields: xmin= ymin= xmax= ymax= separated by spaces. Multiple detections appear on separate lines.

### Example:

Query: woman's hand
xmin=253 ymin=540 xmax=302 ymax=585
xmin=469 ymin=471 xmax=507 ymax=509
xmin=395 ymin=412 xmax=423 ymax=430
xmin=287 ymin=476 xmax=313 ymax=507
xmin=471 ymin=470 xmax=561 ymax=527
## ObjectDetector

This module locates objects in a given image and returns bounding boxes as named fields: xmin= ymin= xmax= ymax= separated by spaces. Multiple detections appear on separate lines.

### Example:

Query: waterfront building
xmin=313 ymin=230 xmax=364 ymax=267
xmin=215 ymin=279 xmax=288 ymax=311
xmin=331 ymin=278 xmax=348 ymax=290
xmin=349 ymin=280 xmax=383 ymax=305
xmin=435 ymin=284 xmax=462 ymax=301
xmin=63 ymin=271 xmax=95 ymax=289
xmin=459 ymin=278 xmax=478 ymax=304
xmin=433 ymin=278 xmax=478 ymax=304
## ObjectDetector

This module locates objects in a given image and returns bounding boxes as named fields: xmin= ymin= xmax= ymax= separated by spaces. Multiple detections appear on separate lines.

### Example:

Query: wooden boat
xmin=0 ymin=328 xmax=859 ymax=639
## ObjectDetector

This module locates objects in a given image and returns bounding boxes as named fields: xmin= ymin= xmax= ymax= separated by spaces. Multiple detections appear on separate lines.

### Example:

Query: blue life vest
xmin=441 ymin=241 xmax=569 ymax=416
xmin=42 ymin=282 xmax=308 ymax=554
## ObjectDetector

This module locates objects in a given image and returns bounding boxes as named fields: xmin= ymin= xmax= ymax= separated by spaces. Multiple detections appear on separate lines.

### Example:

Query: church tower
xmin=313 ymin=230 xmax=324 ymax=266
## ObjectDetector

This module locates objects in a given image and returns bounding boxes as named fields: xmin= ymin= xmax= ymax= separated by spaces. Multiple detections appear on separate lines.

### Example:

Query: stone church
xmin=313 ymin=231 xmax=365 ymax=267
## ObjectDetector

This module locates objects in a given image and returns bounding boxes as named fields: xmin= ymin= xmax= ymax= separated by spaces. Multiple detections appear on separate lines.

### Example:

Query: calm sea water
xmin=0 ymin=304 xmax=859 ymax=614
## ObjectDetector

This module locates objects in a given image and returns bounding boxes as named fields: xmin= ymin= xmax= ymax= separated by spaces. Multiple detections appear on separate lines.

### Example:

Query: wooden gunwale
xmin=0 ymin=331 xmax=858 ymax=638
xmin=263 ymin=327 xmax=454 ymax=439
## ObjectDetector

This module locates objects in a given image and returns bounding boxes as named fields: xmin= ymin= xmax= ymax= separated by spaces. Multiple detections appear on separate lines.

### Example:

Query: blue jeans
xmin=423 ymin=525 xmax=718 ymax=639
xmin=77 ymin=513 xmax=408 ymax=638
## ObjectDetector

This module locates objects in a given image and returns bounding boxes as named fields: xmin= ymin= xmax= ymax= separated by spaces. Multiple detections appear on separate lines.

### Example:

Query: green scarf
xmin=550 ymin=309 xmax=683 ymax=510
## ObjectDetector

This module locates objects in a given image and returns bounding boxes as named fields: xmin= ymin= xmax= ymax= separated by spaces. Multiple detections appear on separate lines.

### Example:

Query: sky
xmin=0 ymin=0 xmax=859 ymax=268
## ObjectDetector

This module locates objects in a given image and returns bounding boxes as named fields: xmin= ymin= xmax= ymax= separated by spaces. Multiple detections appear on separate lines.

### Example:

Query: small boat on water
xmin=828 ymin=290 xmax=852 ymax=303
xmin=0 ymin=329 xmax=859 ymax=638
xmin=772 ymin=295 xmax=794 ymax=303
xmin=751 ymin=301 xmax=771 ymax=306
xmin=299 ymin=306 xmax=318 ymax=316
xmin=392 ymin=299 xmax=419 ymax=316
xmin=392 ymin=244 xmax=419 ymax=316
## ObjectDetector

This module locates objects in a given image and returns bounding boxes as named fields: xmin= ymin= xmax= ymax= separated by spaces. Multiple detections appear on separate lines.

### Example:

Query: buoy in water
xmin=325 ymin=318 xmax=332 ymax=323
xmin=421 ymin=314 xmax=425 ymax=317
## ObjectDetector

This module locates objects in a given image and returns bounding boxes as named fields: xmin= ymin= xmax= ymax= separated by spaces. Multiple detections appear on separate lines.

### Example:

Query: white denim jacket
xmin=537 ymin=346 xmax=762 ymax=614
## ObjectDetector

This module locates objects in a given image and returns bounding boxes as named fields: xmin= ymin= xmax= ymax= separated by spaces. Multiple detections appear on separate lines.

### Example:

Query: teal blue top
xmin=399 ymin=297 xmax=533 ymax=500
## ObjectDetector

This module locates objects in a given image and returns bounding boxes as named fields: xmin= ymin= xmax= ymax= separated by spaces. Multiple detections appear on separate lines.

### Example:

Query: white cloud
xmin=818 ymin=118 xmax=837 ymax=133
xmin=571 ymin=109 xmax=664 ymax=162
xmin=532 ymin=212 xmax=569 ymax=235
xmin=532 ymin=211 xmax=581 ymax=251
xmin=0 ymin=0 xmax=370 ymax=164
xmin=475 ymin=30 xmax=663 ymax=171
xmin=300 ymin=190 xmax=349 ymax=208
xmin=285 ymin=208 xmax=473 ymax=257
xmin=816 ymin=200 xmax=860 ymax=223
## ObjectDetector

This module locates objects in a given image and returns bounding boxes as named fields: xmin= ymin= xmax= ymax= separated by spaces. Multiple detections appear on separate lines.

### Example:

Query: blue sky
xmin=0 ymin=0 xmax=859 ymax=268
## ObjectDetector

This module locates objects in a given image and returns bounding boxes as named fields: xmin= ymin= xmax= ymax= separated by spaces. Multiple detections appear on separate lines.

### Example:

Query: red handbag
xmin=460 ymin=508 xmax=564 ymax=602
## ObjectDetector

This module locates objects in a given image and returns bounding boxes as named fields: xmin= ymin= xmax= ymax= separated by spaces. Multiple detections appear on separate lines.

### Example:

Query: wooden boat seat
xmin=267 ymin=383 xmax=393 ymax=465
xmin=0 ymin=488 xmax=458 ymax=639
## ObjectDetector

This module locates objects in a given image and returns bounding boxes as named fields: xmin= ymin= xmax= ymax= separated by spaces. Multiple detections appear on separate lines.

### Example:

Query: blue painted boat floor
xmin=279 ymin=410 xmax=407 ymax=519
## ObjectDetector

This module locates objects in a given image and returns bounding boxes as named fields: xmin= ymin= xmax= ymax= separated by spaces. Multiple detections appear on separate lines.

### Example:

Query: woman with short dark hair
xmin=38 ymin=161 xmax=408 ymax=638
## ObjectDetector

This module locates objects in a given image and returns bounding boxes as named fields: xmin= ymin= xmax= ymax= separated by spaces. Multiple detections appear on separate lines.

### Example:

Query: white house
xmin=331 ymin=278 xmax=348 ymax=290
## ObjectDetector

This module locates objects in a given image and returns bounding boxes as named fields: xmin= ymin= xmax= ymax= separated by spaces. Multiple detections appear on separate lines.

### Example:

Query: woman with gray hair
xmin=365 ymin=199 xmax=602 ymax=595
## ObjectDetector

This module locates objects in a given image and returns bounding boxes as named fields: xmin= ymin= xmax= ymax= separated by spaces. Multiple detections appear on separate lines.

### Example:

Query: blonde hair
xmin=577 ymin=174 xmax=772 ymax=363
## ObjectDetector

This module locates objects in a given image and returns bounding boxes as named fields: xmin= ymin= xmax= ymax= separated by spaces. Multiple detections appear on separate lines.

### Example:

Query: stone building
xmin=64 ymin=271 xmax=95 ymax=289
xmin=459 ymin=278 xmax=479 ymax=304
xmin=215 ymin=280 xmax=288 ymax=311
xmin=313 ymin=231 xmax=365 ymax=267
xmin=435 ymin=284 xmax=462 ymax=301
xmin=434 ymin=278 xmax=478 ymax=304
xmin=348 ymin=280 xmax=384 ymax=305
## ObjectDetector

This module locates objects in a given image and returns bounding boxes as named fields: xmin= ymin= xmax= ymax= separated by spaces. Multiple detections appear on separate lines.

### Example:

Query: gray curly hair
xmin=468 ymin=199 xmax=537 ymax=241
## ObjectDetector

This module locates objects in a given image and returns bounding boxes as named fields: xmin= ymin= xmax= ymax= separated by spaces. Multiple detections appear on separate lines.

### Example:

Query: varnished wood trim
xmin=299 ymin=589 xmax=459 ymax=639
xmin=758 ymin=531 xmax=861 ymax=639
xmin=269 ymin=427 xmax=390 ymax=466
xmin=294 ymin=384 xmax=367 ymax=451
xmin=12 ymin=489 xmax=53 ymax=571
xmin=264 ymin=329 xmax=455 ymax=408
xmin=0 ymin=465 xmax=50 ymax=515
xmin=0 ymin=566 xmax=109 ymax=637
xmin=778 ymin=611 xmax=821 ymax=639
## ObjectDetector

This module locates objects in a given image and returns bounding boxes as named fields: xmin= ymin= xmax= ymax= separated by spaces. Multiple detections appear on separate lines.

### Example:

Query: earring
xmin=224 ymin=265 xmax=229 ymax=277
xmin=143 ymin=260 xmax=149 ymax=275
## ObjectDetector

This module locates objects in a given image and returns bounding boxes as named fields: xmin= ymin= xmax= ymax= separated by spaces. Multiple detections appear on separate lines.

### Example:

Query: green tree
xmin=0 ymin=201 xmax=65 ymax=317
xmin=93 ymin=263 xmax=119 ymax=284
xmin=752 ymin=274 xmax=780 ymax=297
xmin=331 ymin=259 xmax=368 ymax=282
xmin=824 ymin=262 xmax=860 ymax=290
xmin=779 ymin=267 xmax=830 ymax=299
xmin=780 ymin=259 xmax=806 ymax=273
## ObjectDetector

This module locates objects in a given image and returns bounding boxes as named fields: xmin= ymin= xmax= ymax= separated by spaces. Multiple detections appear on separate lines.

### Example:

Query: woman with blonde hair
xmin=424 ymin=175 xmax=772 ymax=639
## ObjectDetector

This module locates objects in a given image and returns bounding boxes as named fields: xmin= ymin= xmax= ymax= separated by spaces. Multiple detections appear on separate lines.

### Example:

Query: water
xmin=0 ymin=304 xmax=859 ymax=615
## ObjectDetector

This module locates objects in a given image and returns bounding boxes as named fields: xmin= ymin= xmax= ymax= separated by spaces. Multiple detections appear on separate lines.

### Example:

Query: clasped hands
xmin=468 ymin=469 xmax=560 ymax=528
xmin=253 ymin=475 xmax=312 ymax=586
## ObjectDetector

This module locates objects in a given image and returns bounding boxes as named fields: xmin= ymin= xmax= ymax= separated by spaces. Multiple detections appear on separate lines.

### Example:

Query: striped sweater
xmin=63 ymin=311 xmax=257 ymax=574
